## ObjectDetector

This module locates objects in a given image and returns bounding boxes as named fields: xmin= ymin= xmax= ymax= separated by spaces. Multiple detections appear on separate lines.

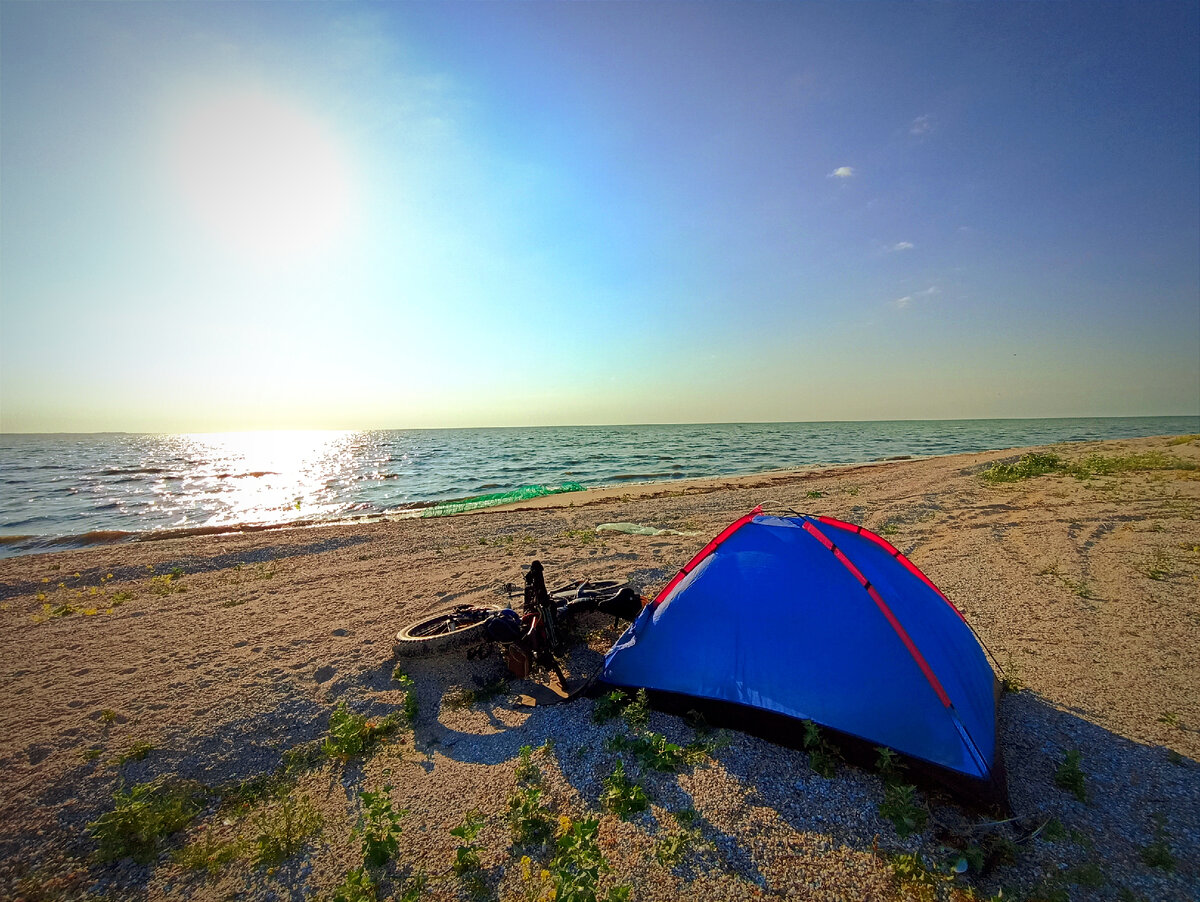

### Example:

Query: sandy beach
xmin=0 ymin=434 xmax=1197 ymax=901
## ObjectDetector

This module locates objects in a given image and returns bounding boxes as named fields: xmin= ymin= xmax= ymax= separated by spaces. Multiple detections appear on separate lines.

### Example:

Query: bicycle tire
xmin=549 ymin=580 xmax=624 ymax=602
xmin=393 ymin=606 xmax=500 ymax=657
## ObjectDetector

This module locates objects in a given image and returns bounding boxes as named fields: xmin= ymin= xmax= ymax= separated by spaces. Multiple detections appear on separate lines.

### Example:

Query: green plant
xmin=600 ymin=761 xmax=648 ymax=819
xmin=606 ymin=731 xmax=698 ymax=772
xmin=1140 ymin=814 xmax=1175 ymax=871
xmin=1040 ymin=817 xmax=1067 ymax=842
xmin=551 ymin=816 xmax=616 ymax=902
xmin=592 ymin=690 xmax=627 ymax=724
xmin=1147 ymin=550 xmax=1173 ymax=580
xmin=879 ymin=782 xmax=927 ymax=837
xmin=251 ymin=793 xmax=322 ymax=866
xmin=1158 ymin=711 xmax=1181 ymax=729
xmin=888 ymin=851 xmax=942 ymax=894
xmin=879 ymin=519 xmax=900 ymax=536
xmin=450 ymin=810 xmax=488 ymax=895
xmin=112 ymin=739 xmax=154 ymax=766
xmin=515 ymin=745 xmax=541 ymax=783
xmin=874 ymin=746 xmax=906 ymax=782
xmin=655 ymin=809 xmax=707 ymax=870
xmin=1000 ymin=658 xmax=1025 ymax=693
xmin=81 ymin=747 xmax=103 ymax=762
xmin=358 ymin=786 xmax=405 ymax=867
xmin=983 ymin=452 xmax=1066 ymax=483
xmin=397 ymin=872 xmax=428 ymax=902
xmin=87 ymin=779 xmax=205 ymax=863
xmin=621 ymin=689 xmax=650 ymax=731
xmin=323 ymin=701 xmax=399 ymax=760
xmin=508 ymin=783 xmax=554 ymax=846
xmin=1054 ymin=750 xmax=1087 ymax=802
xmin=1167 ymin=434 xmax=1200 ymax=445
xmin=330 ymin=867 xmax=377 ymax=902
xmin=1063 ymin=862 xmax=1106 ymax=887
xmin=801 ymin=720 xmax=841 ymax=778
xmin=172 ymin=829 xmax=244 ymax=876
xmin=806 ymin=490 xmax=824 ymax=499
xmin=444 ymin=675 xmax=510 ymax=710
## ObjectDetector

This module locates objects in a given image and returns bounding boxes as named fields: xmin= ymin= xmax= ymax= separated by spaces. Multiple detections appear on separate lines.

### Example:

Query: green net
xmin=421 ymin=482 xmax=585 ymax=518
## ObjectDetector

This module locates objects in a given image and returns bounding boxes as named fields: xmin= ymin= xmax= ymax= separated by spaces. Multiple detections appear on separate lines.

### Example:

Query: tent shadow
xmin=426 ymin=664 xmax=1199 ymax=898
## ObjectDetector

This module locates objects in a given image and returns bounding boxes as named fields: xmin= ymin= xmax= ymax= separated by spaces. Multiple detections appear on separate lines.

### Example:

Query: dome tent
xmin=599 ymin=507 xmax=1006 ymax=807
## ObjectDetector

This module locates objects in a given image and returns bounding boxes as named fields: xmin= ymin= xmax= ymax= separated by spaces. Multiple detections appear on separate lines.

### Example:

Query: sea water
xmin=1 ymin=417 xmax=1195 ymax=557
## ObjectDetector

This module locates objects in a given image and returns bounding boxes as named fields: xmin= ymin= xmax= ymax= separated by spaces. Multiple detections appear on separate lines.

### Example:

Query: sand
xmin=0 ymin=434 xmax=1197 ymax=901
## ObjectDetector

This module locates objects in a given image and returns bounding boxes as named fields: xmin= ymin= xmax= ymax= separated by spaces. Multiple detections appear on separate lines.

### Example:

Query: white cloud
xmin=888 ymin=241 xmax=914 ymax=252
xmin=910 ymin=115 xmax=932 ymax=135
xmin=828 ymin=166 xmax=854 ymax=178
xmin=892 ymin=285 xmax=938 ymax=311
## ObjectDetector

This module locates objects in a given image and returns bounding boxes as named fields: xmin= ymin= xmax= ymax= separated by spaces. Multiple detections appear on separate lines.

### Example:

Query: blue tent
xmin=600 ymin=508 xmax=1004 ymax=803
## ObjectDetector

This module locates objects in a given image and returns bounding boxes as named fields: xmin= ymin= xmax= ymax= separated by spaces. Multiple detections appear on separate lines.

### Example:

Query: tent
xmin=599 ymin=507 xmax=1005 ymax=806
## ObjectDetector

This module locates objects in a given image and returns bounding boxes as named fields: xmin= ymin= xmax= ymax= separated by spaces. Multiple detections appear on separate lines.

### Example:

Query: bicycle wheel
xmin=393 ymin=606 xmax=499 ymax=657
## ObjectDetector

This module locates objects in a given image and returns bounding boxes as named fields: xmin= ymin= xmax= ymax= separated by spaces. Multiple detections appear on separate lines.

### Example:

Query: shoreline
xmin=0 ymin=434 xmax=1169 ymax=562
xmin=0 ymin=433 xmax=1197 ymax=900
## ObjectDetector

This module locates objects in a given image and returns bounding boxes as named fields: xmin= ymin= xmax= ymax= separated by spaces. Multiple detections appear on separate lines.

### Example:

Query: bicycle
xmin=393 ymin=569 xmax=643 ymax=682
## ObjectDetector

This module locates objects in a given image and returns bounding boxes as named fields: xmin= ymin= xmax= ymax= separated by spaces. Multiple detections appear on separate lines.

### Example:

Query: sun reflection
xmin=179 ymin=430 xmax=357 ymax=527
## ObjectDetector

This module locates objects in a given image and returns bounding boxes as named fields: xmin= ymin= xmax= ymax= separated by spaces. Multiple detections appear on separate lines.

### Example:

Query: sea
xmin=1 ymin=417 xmax=1195 ymax=558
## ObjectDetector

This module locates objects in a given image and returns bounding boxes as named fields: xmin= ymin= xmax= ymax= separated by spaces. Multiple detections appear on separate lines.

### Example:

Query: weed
xmin=600 ymin=761 xmax=648 ymax=819
xmin=81 ymin=747 xmax=103 ymax=762
xmin=560 ymin=529 xmax=598 ymax=545
xmin=445 ymin=675 xmax=510 ymax=709
xmin=1063 ymin=862 xmax=1106 ymax=887
xmin=1158 ymin=711 xmax=1182 ymax=729
xmin=112 ymin=739 xmax=154 ymax=766
xmin=172 ymin=829 xmax=243 ymax=876
xmin=1167 ymin=434 xmax=1199 ymax=445
xmin=110 ymin=591 xmax=133 ymax=603
xmin=87 ymin=779 xmax=205 ymax=863
xmin=1069 ymin=579 xmax=1095 ymax=599
xmin=888 ymin=851 xmax=942 ymax=895
xmin=148 ymin=574 xmax=184 ymax=596
xmin=552 ymin=815 xmax=619 ymax=902
xmin=281 ymin=739 xmax=325 ymax=774
xmin=508 ymin=783 xmax=554 ymax=846
xmin=655 ymin=810 xmax=708 ymax=870
xmin=1040 ymin=817 xmax=1067 ymax=842
xmin=1054 ymin=750 xmax=1087 ymax=802
xmin=607 ymin=731 xmax=698 ymax=772
xmin=879 ymin=519 xmax=900 ymax=536
xmin=592 ymin=690 xmax=627 ymax=724
xmin=358 ymin=786 xmax=405 ymax=867
xmin=451 ymin=810 xmax=488 ymax=895
xmin=515 ymin=745 xmax=541 ymax=783
xmin=879 ymin=782 xmax=927 ymax=837
xmin=221 ymin=599 xmax=246 ymax=608
xmin=983 ymin=450 xmax=1196 ymax=484
xmin=323 ymin=701 xmax=399 ymax=760
xmin=1000 ymin=658 xmax=1025 ymax=693
xmin=330 ymin=867 xmax=376 ymax=902
xmin=800 ymin=719 xmax=842 ymax=778
xmin=806 ymin=489 xmax=824 ymax=499
xmin=874 ymin=746 xmax=906 ymax=782
xmin=654 ymin=832 xmax=688 ymax=868
xmin=397 ymin=872 xmax=428 ymax=902
xmin=1140 ymin=814 xmax=1175 ymax=871
xmin=1147 ymin=550 xmax=1173 ymax=580
xmin=100 ymin=709 xmax=118 ymax=724
xmin=251 ymin=793 xmax=322 ymax=866
xmin=621 ymin=689 xmax=650 ymax=731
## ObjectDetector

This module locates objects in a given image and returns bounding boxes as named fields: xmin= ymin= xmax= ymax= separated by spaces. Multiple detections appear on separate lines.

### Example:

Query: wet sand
xmin=0 ymin=434 xmax=1197 ymax=901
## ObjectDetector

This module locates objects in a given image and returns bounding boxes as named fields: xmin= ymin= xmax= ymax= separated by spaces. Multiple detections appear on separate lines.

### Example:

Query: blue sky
xmin=2 ymin=2 xmax=1197 ymax=432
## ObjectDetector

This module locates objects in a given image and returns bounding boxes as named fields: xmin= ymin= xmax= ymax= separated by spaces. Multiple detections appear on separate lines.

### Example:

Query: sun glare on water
xmin=166 ymin=89 xmax=355 ymax=260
